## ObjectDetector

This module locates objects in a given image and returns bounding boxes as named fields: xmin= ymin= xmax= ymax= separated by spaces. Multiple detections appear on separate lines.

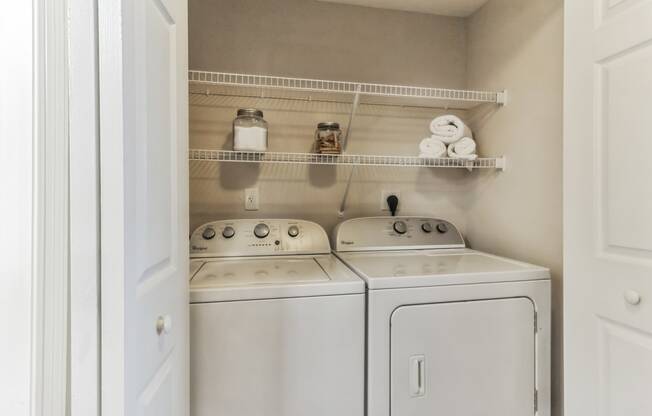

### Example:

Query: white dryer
xmin=189 ymin=219 xmax=365 ymax=416
xmin=332 ymin=217 xmax=551 ymax=416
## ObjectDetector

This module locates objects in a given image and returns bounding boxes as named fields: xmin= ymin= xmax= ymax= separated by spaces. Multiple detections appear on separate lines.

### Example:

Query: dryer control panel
xmin=190 ymin=219 xmax=331 ymax=258
xmin=332 ymin=217 xmax=465 ymax=252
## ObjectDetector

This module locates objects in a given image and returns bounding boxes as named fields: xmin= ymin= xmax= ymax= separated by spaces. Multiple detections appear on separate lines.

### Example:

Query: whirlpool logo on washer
xmin=340 ymin=240 xmax=355 ymax=245
xmin=191 ymin=245 xmax=208 ymax=251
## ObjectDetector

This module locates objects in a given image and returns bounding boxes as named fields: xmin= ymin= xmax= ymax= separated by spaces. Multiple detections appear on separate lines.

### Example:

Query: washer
xmin=190 ymin=219 xmax=365 ymax=416
xmin=332 ymin=216 xmax=551 ymax=416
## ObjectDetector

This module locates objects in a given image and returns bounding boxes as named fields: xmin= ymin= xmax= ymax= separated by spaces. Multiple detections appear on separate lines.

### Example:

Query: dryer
xmin=190 ymin=219 xmax=365 ymax=416
xmin=332 ymin=216 xmax=551 ymax=416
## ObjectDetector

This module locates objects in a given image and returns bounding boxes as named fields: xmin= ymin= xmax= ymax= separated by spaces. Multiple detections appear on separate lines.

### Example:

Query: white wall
xmin=465 ymin=0 xmax=564 ymax=414
xmin=0 ymin=2 xmax=35 ymax=416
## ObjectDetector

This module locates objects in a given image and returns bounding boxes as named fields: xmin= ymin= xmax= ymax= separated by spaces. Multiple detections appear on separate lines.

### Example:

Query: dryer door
xmin=391 ymin=298 xmax=536 ymax=416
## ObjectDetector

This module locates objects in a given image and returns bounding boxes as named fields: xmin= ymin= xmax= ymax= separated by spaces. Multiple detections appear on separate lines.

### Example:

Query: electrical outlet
xmin=380 ymin=190 xmax=401 ymax=211
xmin=245 ymin=187 xmax=259 ymax=211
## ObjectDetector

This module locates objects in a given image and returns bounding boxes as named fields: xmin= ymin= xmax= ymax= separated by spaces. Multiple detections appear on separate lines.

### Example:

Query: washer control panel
xmin=332 ymin=216 xmax=465 ymax=252
xmin=190 ymin=219 xmax=331 ymax=258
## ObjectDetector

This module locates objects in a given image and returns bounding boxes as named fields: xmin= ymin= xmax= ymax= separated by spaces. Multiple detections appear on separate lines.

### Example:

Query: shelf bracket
xmin=337 ymin=84 xmax=362 ymax=217
xmin=496 ymin=156 xmax=507 ymax=171
xmin=337 ymin=167 xmax=356 ymax=218
xmin=342 ymin=84 xmax=362 ymax=152
xmin=497 ymin=90 xmax=508 ymax=106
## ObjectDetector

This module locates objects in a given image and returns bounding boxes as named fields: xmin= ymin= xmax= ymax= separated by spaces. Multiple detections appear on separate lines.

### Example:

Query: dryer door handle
xmin=409 ymin=355 xmax=425 ymax=397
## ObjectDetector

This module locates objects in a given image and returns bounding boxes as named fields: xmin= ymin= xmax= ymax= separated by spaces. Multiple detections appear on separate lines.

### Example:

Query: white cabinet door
xmin=565 ymin=1 xmax=652 ymax=415
xmin=97 ymin=0 xmax=188 ymax=414
xmin=391 ymin=298 xmax=536 ymax=416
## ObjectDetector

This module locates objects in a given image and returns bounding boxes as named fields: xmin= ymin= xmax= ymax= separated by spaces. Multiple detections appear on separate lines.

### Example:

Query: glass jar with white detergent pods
xmin=233 ymin=108 xmax=268 ymax=152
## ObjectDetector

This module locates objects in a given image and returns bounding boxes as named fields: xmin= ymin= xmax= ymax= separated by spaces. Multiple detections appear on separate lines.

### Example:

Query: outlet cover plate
xmin=245 ymin=187 xmax=259 ymax=211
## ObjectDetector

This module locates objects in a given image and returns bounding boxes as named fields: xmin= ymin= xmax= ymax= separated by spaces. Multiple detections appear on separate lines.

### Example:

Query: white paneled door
xmin=565 ymin=1 xmax=652 ymax=415
xmin=98 ymin=0 xmax=189 ymax=415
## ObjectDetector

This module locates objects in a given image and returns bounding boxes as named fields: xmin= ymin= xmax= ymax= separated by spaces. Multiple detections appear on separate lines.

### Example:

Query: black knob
xmin=393 ymin=221 xmax=407 ymax=234
xmin=202 ymin=227 xmax=216 ymax=240
xmin=436 ymin=223 xmax=449 ymax=234
xmin=421 ymin=223 xmax=433 ymax=233
xmin=222 ymin=226 xmax=235 ymax=239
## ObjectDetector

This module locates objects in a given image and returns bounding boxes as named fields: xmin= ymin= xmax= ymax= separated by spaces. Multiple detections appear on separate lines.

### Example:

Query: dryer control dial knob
xmin=254 ymin=223 xmax=270 ymax=239
xmin=202 ymin=227 xmax=216 ymax=240
xmin=222 ymin=226 xmax=235 ymax=239
xmin=421 ymin=222 xmax=433 ymax=233
xmin=436 ymin=223 xmax=449 ymax=234
xmin=393 ymin=221 xmax=407 ymax=235
xmin=288 ymin=225 xmax=300 ymax=238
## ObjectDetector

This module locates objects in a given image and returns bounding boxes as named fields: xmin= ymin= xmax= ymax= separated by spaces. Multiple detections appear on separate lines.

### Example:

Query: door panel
xmin=598 ymin=318 xmax=652 ymax=416
xmin=597 ymin=33 xmax=652 ymax=257
xmin=390 ymin=298 xmax=536 ymax=416
xmin=565 ymin=0 xmax=652 ymax=415
xmin=98 ymin=0 xmax=188 ymax=413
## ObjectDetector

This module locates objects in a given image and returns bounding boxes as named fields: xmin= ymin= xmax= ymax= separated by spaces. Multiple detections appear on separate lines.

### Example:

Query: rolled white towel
xmin=447 ymin=137 xmax=478 ymax=160
xmin=418 ymin=137 xmax=447 ymax=158
xmin=429 ymin=115 xmax=473 ymax=144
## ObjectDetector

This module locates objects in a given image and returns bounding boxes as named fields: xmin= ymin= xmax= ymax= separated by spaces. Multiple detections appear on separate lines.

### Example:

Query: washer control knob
xmin=254 ymin=223 xmax=270 ymax=239
xmin=222 ymin=226 xmax=235 ymax=239
xmin=421 ymin=222 xmax=433 ymax=233
xmin=436 ymin=222 xmax=449 ymax=234
xmin=393 ymin=221 xmax=407 ymax=235
xmin=202 ymin=227 xmax=216 ymax=240
xmin=288 ymin=225 xmax=300 ymax=238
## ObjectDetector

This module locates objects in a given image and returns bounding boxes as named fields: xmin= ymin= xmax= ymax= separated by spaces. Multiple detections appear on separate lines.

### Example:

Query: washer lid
xmin=335 ymin=249 xmax=550 ymax=289
xmin=192 ymin=258 xmax=329 ymax=288
xmin=190 ymin=254 xmax=364 ymax=302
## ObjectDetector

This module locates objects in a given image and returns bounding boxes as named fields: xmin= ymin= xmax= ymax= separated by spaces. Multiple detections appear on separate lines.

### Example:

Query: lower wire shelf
xmin=189 ymin=149 xmax=506 ymax=171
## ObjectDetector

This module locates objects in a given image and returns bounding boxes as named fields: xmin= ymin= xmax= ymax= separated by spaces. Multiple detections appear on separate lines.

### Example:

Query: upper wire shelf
xmin=188 ymin=70 xmax=506 ymax=110
xmin=189 ymin=149 xmax=506 ymax=171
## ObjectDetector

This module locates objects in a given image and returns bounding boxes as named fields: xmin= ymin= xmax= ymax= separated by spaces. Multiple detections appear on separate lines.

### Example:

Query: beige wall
xmin=189 ymin=0 xmax=471 ymax=234
xmin=189 ymin=1 xmax=563 ymax=413
xmin=465 ymin=0 xmax=564 ymax=414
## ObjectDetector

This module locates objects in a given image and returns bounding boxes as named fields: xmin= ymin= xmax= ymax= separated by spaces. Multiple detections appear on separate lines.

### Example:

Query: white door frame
xmin=69 ymin=0 xmax=101 ymax=414
xmin=1 ymin=0 xmax=71 ymax=415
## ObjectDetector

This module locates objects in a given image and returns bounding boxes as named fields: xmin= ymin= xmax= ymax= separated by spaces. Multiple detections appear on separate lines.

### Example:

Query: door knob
xmin=156 ymin=315 xmax=172 ymax=335
xmin=624 ymin=290 xmax=641 ymax=306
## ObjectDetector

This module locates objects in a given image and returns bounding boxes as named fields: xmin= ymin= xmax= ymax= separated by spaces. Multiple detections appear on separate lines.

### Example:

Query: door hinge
xmin=534 ymin=311 xmax=538 ymax=333
xmin=534 ymin=389 xmax=538 ymax=412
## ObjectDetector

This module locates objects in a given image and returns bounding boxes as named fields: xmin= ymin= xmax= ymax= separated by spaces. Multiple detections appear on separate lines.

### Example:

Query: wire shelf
xmin=189 ymin=149 xmax=506 ymax=171
xmin=189 ymin=70 xmax=506 ymax=109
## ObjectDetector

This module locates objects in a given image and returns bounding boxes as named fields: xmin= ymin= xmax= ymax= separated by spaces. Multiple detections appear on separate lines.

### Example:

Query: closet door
xmin=565 ymin=1 xmax=652 ymax=415
xmin=391 ymin=298 xmax=536 ymax=416
xmin=97 ymin=0 xmax=189 ymax=415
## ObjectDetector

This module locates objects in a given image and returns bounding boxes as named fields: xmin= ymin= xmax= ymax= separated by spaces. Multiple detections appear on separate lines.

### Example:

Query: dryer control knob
xmin=393 ymin=221 xmax=407 ymax=235
xmin=421 ymin=223 xmax=433 ymax=233
xmin=254 ymin=223 xmax=270 ymax=239
xmin=288 ymin=225 xmax=300 ymax=238
xmin=202 ymin=227 xmax=216 ymax=240
xmin=222 ymin=226 xmax=235 ymax=239
xmin=436 ymin=223 xmax=449 ymax=234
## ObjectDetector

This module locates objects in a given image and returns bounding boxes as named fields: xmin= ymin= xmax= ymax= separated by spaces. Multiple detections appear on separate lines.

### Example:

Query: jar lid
xmin=317 ymin=122 xmax=340 ymax=129
xmin=237 ymin=108 xmax=264 ymax=118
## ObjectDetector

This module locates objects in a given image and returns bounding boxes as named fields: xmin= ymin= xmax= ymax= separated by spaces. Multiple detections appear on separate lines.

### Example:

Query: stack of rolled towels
xmin=418 ymin=115 xmax=477 ymax=160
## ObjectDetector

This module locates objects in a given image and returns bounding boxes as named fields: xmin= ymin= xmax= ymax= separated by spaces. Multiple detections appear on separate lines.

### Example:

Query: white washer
xmin=190 ymin=219 xmax=365 ymax=416
xmin=332 ymin=217 xmax=551 ymax=416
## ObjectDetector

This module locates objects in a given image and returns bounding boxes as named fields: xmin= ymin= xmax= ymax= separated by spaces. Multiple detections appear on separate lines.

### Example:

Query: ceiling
xmin=316 ymin=0 xmax=490 ymax=17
